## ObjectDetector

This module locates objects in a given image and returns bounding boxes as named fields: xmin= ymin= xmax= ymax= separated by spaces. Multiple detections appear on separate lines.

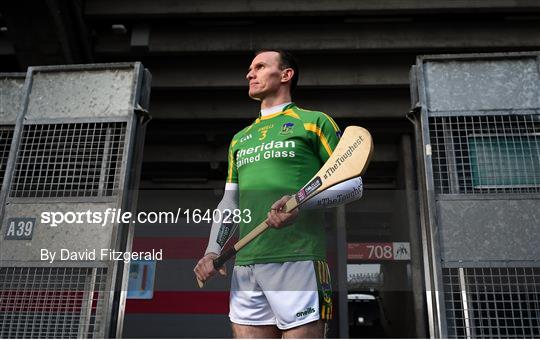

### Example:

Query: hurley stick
xmin=197 ymin=126 xmax=374 ymax=288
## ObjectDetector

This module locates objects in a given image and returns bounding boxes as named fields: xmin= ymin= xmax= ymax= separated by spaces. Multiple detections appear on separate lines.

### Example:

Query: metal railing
xmin=443 ymin=266 xmax=540 ymax=338
xmin=0 ymin=126 xmax=14 ymax=187
xmin=0 ymin=64 xmax=151 ymax=338
xmin=429 ymin=115 xmax=540 ymax=195
xmin=410 ymin=52 xmax=540 ymax=338
xmin=10 ymin=122 xmax=126 ymax=198
xmin=0 ymin=267 xmax=108 ymax=339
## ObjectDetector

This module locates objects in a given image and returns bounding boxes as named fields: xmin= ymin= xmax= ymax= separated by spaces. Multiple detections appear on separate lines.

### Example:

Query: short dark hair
xmin=255 ymin=49 xmax=299 ymax=94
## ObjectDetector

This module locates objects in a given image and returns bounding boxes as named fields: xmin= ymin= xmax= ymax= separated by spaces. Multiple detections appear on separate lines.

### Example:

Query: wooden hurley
xmin=197 ymin=126 xmax=374 ymax=288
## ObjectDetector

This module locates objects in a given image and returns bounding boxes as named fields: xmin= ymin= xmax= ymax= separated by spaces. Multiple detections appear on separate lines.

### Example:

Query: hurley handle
xmin=213 ymin=247 xmax=237 ymax=270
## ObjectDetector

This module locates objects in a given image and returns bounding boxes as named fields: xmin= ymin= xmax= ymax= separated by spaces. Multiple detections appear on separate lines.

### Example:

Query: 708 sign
xmin=347 ymin=242 xmax=411 ymax=261
xmin=367 ymin=244 xmax=393 ymax=259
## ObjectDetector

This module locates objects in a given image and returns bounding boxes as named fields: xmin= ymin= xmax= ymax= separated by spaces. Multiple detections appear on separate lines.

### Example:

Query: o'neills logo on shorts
xmin=323 ymin=135 xmax=364 ymax=180
xmin=296 ymin=307 xmax=316 ymax=318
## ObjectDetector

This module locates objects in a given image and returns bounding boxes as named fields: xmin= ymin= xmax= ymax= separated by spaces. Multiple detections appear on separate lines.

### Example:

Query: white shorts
xmin=229 ymin=260 xmax=332 ymax=330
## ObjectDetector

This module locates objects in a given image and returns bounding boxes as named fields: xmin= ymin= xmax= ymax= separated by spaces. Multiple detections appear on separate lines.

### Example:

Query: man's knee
xmin=282 ymin=319 xmax=326 ymax=339
xmin=231 ymin=323 xmax=281 ymax=339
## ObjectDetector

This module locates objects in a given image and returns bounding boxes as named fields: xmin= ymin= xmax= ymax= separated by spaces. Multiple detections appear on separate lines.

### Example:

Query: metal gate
xmin=410 ymin=52 xmax=540 ymax=338
xmin=0 ymin=63 xmax=151 ymax=338
xmin=0 ymin=73 xmax=25 ymax=192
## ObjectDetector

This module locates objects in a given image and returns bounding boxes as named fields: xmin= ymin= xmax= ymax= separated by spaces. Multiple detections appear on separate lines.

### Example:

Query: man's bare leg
xmin=282 ymin=320 xmax=326 ymax=338
xmin=231 ymin=323 xmax=281 ymax=339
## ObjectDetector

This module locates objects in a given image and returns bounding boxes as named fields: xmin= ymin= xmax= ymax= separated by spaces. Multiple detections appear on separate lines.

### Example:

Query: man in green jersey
xmin=194 ymin=50 xmax=363 ymax=338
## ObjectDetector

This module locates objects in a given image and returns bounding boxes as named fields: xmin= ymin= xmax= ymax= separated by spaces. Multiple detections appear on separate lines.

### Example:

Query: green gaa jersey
xmin=227 ymin=103 xmax=341 ymax=265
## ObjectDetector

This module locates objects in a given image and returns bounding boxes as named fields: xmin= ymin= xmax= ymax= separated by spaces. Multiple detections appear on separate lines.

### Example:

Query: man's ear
xmin=281 ymin=68 xmax=294 ymax=83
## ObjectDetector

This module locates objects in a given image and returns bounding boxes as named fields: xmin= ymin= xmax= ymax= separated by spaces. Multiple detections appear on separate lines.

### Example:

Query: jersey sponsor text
xmin=236 ymin=140 xmax=296 ymax=168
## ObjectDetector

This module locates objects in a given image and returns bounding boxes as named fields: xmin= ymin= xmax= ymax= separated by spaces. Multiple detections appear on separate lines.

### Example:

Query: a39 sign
xmin=4 ymin=217 xmax=36 ymax=240
xmin=347 ymin=242 xmax=411 ymax=261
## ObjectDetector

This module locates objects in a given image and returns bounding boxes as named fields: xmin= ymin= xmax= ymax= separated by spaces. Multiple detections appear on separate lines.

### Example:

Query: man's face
xmin=246 ymin=51 xmax=285 ymax=100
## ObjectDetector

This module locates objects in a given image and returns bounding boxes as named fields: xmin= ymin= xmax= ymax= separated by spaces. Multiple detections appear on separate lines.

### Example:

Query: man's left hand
xmin=266 ymin=195 xmax=299 ymax=229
